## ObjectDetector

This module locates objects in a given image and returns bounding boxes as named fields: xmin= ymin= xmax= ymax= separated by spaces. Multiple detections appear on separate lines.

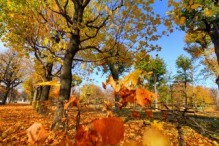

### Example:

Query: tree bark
xmin=51 ymin=37 xmax=80 ymax=130
xmin=38 ymin=63 xmax=53 ymax=114
xmin=209 ymin=28 xmax=219 ymax=88
xmin=2 ymin=87 xmax=10 ymax=105
xmin=154 ymin=83 xmax=158 ymax=111
xmin=177 ymin=124 xmax=184 ymax=146
xmin=109 ymin=64 xmax=119 ymax=110
xmin=184 ymin=76 xmax=188 ymax=109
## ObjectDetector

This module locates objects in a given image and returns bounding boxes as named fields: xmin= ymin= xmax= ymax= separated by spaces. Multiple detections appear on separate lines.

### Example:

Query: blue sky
xmin=87 ymin=0 xmax=218 ymax=89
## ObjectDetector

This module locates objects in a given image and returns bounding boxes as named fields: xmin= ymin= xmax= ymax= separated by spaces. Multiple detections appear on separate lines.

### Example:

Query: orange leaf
xmin=64 ymin=95 xmax=79 ymax=109
xmin=26 ymin=123 xmax=48 ymax=145
xmin=135 ymin=88 xmax=152 ymax=106
xmin=92 ymin=117 xmax=124 ymax=145
xmin=131 ymin=111 xmax=141 ymax=118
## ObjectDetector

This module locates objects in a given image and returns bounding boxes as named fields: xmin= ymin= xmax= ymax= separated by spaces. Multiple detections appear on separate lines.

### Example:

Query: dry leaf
xmin=135 ymin=88 xmax=152 ymax=106
xmin=26 ymin=123 xmax=48 ymax=145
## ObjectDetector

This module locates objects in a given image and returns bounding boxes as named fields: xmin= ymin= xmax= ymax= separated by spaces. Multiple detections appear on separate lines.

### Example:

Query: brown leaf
xmin=26 ymin=123 xmax=48 ymax=145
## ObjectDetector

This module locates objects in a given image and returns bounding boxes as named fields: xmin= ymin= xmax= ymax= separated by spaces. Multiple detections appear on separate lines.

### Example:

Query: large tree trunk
xmin=109 ymin=64 xmax=119 ymax=110
xmin=2 ymin=87 xmax=10 ymax=105
xmin=177 ymin=124 xmax=184 ymax=146
xmin=51 ymin=37 xmax=79 ymax=130
xmin=209 ymin=28 xmax=219 ymax=88
xmin=38 ymin=63 xmax=53 ymax=114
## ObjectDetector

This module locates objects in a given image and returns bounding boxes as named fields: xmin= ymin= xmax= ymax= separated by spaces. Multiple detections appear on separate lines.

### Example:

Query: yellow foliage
xmin=120 ymin=69 xmax=143 ymax=86
xmin=36 ymin=81 xmax=61 ymax=86
xmin=179 ymin=16 xmax=186 ymax=26
xmin=191 ymin=4 xmax=200 ymax=10
xmin=150 ymin=120 xmax=163 ymax=131
xmin=203 ymin=8 xmax=214 ymax=17
xmin=143 ymin=128 xmax=167 ymax=146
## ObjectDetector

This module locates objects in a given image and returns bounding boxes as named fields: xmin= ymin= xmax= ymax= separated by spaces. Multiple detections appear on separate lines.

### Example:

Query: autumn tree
xmin=135 ymin=55 xmax=167 ymax=110
xmin=0 ymin=50 xmax=25 ymax=104
xmin=175 ymin=55 xmax=193 ymax=108
xmin=0 ymin=0 xmax=63 ymax=114
xmin=167 ymin=0 xmax=219 ymax=86
xmin=1 ymin=0 xmax=172 ymax=130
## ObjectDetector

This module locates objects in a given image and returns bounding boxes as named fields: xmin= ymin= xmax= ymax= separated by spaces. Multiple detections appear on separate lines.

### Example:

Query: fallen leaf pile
xmin=0 ymin=104 xmax=218 ymax=146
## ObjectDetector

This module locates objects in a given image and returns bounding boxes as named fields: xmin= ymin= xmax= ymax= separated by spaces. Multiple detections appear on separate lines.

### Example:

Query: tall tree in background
xmin=135 ymin=54 xmax=166 ymax=110
xmin=168 ymin=0 xmax=219 ymax=86
xmin=0 ymin=50 xmax=25 ymax=104
xmin=0 ymin=0 xmax=63 ymax=114
xmin=175 ymin=55 xmax=193 ymax=108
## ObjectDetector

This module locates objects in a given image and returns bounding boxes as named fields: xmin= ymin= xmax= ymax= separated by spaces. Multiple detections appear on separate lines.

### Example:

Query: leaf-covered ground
xmin=0 ymin=104 xmax=218 ymax=145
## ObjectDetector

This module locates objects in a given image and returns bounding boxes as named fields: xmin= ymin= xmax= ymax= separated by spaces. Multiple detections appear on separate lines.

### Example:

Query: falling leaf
xmin=120 ymin=69 xmax=143 ymax=86
xmin=64 ymin=95 xmax=80 ymax=110
xmin=26 ymin=123 xmax=48 ymax=145
xmin=150 ymin=120 xmax=163 ymax=131
xmin=104 ymin=76 xmax=120 ymax=92
xmin=143 ymin=128 xmax=167 ymax=146
xmin=135 ymin=88 xmax=152 ymax=106
xmin=36 ymin=80 xmax=61 ymax=86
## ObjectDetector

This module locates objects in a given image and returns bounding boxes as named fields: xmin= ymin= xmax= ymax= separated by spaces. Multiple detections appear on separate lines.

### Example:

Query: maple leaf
xmin=135 ymin=88 xmax=152 ymax=106
xmin=104 ymin=76 xmax=120 ymax=92
xmin=150 ymin=120 xmax=163 ymax=131
xmin=64 ymin=95 xmax=80 ymax=110
xmin=26 ymin=123 xmax=48 ymax=145
xmin=92 ymin=117 xmax=124 ymax=145
xmin=131 ymin=111 xmax=141 ymax=118
xmin=120 ymin=69 xmax=143 ymax=86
